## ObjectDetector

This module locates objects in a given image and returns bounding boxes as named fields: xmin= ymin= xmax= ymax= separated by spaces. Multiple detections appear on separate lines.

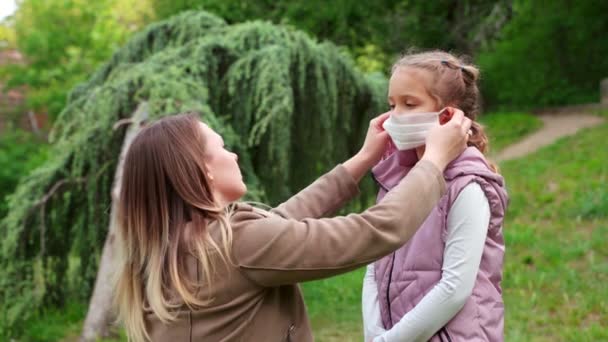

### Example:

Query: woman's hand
xmin=358 ymin=111 xmax=392 ymax=164
xmin=421 ymin=108 xmax=471 ymax=172
xmin=343 ymin=112 xmax=391 ymax=182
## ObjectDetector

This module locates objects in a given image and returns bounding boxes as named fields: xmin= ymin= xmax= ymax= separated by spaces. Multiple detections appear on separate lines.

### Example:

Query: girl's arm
xmin=362 ymin=264 xmax=386 ymax=342
xmin=374 ymin=182 xmax=491 ymax=342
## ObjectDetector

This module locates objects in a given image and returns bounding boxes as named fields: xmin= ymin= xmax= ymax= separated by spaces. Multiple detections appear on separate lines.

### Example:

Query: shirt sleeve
xmin=373 ymin=182 xmax=491 ymax=342
xmin=362 ymin=263 xmax=387 ymax=342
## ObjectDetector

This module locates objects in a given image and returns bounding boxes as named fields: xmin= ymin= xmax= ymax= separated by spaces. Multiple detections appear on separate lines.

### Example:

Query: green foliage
xmin=477 ymin=0 xmax=608 ymax=108
xmin=0 ymin=10 xmax=386 ymax=337
xmin=150 ymin=0 xmax=511 ymax=71
xmin=0 ymin=130 xmax=48 ymax=218
xmin=479 ymin=112 xmax=543 ymax=152
xmin=152 ymin=0 xmax=400 ymax=49
xmin=18 ymin=301 xmax=87 ymax=342
xmin=0 ymin=23 xmax=16 ymax=49
xmin=1 ymin=0 xmax=152 ymax=119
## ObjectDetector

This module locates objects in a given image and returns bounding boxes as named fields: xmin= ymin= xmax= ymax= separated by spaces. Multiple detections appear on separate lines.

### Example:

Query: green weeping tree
xmin=0 ymin=10 xmax=387 ymax=338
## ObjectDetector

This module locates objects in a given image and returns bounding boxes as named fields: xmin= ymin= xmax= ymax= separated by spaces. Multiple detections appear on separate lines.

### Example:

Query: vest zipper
xmin=371 ymin=172 xmax=394 ymax=326
xmin=386 ymin=251 xmax=396 ymax=326
xmin=440 ymin=327 xmax=452 ymax=342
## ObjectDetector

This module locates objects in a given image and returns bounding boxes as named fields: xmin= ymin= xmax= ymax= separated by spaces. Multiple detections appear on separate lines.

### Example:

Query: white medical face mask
xmin=382 ymin=111 xmax=440 ymax=150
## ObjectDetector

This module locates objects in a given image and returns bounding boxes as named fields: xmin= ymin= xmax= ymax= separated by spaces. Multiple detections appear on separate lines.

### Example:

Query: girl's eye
xmin=405 ymin=103 xmax=416 ymax=108
xmin=388 ymin=104 xmax=395 ymax=110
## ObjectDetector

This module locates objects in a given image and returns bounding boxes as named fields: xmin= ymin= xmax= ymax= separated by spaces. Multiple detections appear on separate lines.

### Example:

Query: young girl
xmin=362 ymin=51 xmax=508 ymax=342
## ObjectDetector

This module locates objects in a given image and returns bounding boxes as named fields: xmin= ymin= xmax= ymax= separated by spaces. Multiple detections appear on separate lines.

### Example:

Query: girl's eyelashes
xmin=388 ymin=103 xmax=418 ymax=111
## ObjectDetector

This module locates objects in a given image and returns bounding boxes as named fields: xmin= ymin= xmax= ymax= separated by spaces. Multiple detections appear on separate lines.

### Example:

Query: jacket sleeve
xmin=270 ymin=164 xmax=361 ymax=220
xmin=231 ymin=161 xmax=446 ymax=287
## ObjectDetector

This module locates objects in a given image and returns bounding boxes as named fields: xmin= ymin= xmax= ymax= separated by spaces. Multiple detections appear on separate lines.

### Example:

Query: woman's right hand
xmin=421 ymin=108 xmax=471 ymax=172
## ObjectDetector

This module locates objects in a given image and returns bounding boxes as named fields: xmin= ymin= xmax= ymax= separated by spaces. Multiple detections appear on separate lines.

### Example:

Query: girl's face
xmin=388 ymin=66 xmax=440 ymax=157
xmin=199 ymin=122 xmax=247 ymax=205
xmin=388 ymin=66 xmax=439 ymax=116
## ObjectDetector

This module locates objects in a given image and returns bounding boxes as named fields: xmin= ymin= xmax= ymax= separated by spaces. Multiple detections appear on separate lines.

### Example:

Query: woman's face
xmin=388 ymin=67 xmax=438 ymax=116
xmin=200 ymin=122 xmax=247 ymax=205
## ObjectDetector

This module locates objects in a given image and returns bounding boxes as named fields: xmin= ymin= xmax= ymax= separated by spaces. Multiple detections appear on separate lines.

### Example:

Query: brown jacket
xmin=145 ymin=161 xmax=446 ymax=341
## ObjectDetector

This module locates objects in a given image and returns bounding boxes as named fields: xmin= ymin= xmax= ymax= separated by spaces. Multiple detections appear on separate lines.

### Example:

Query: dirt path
xmin=494 ymin=113 xmax=605 ymax=163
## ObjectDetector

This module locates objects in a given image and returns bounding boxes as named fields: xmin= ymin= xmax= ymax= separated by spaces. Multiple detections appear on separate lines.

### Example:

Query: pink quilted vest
xmin=372 ymin=147 xmax=508 ymax=341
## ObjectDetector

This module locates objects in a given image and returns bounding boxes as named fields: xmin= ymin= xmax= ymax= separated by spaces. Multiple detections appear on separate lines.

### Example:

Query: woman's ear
xmin=203 ymin=162 xmax=215 ymax=182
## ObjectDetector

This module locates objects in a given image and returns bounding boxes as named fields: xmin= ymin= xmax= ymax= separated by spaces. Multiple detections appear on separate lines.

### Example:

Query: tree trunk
xmin=80 ymin=102 xmax=149 ymax=341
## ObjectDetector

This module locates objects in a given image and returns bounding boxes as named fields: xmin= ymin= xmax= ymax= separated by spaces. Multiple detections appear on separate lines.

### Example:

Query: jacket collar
xmin=372 ymin=147 xmax=504 ymax=191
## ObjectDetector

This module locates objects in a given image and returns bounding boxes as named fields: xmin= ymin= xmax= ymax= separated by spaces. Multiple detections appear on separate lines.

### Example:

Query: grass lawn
xmin=479 ymin=111 xmax=543 ymax=153
xmin=497 ymin=119 xmax=607 ymax=341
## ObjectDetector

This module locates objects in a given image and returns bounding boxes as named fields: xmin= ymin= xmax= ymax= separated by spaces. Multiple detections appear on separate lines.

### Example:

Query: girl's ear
xmin=438 ymin=107 xmax=453 ymax=125
xmin=439 ymin=105 xmax=463 ymax=125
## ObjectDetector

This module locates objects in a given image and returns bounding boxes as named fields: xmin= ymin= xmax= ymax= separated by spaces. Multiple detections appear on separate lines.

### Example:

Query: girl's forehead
xmin=389 ymin=67 xmax=433 ymax=94
xmin=391 ymin=66 xmax=433 ymax=82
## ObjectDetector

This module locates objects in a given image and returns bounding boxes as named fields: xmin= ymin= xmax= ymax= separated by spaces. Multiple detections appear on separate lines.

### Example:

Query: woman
xmin=114 ymin=110 xmax=471 ymax=341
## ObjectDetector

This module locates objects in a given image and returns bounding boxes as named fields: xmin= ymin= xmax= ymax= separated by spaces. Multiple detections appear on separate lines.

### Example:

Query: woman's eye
xmin=388 ymin=104 xmax=395 ymax=110
xmin=405 ymin=103 xmax=417 ymax=108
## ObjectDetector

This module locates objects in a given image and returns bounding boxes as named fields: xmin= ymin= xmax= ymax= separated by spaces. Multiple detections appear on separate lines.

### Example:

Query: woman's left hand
xmin=358 ymin=111 xmax=391 ymax=166
xmin=343 ymin=112 xmax=391 ymax=182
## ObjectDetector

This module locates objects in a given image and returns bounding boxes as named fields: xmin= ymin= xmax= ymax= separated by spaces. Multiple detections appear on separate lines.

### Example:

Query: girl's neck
xmin=415 ymin=146 xmax=425 ymax=160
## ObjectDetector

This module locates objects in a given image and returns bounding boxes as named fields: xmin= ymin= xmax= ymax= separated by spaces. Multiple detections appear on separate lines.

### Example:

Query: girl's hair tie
xmin=441 ymin=60 xmax=465 ymax=71
xmin=441 ymin=59 xmax=470 ymax=75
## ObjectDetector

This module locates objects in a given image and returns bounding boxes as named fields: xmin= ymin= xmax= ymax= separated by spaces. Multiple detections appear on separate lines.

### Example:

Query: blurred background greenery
xmin=0 ymin=0 xmax=606 ymax=340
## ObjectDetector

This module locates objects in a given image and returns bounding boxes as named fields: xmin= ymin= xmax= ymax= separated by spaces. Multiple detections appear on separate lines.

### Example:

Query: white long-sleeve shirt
xmin=362 ymin=182 xmax=491 ymax=342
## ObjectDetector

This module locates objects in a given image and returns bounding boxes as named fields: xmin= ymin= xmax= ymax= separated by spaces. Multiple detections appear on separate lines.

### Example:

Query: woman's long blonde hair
xmin=113 ymin=113 xmax=233 ymax=342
